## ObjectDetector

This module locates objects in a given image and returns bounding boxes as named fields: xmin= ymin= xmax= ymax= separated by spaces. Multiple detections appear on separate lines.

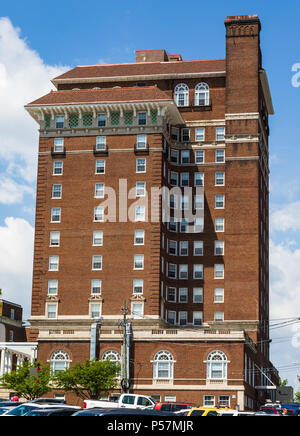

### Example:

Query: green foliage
xmin=54 ymin=359 xmax=120 ymax=400
xmin=0 ymin=361 xmax=52 ymax=401
xmin=279 ymin=378 xmax=288 ymax=387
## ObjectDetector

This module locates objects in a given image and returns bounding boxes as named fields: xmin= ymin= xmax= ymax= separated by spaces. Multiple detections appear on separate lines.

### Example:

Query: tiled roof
xmin=53 ymin=59 xmax=226 ymax=82
xmin=26 ymin=86 xmax=172 ymax=107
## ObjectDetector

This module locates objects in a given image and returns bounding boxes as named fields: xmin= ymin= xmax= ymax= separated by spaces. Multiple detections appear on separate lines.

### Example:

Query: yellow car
xmin=187 ymin=407 xmax=235 ymax=416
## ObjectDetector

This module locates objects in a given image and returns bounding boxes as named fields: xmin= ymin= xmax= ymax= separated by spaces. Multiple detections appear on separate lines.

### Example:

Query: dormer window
xmin=174 ymin=83 xmax=189 ymax=107
xmin=98 ymin=114 xmax=107 ymax=127
xmin=195 ymin=83 xmax=210 ymax=106
xmin=55 ymin=116 xmax=64 ymax=129
xmin=138 ymin=112 xmax=147 ymax=126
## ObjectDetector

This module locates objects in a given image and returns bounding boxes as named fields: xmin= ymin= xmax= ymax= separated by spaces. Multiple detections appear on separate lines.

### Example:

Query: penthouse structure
xmin=26 ymin=15 xmax=278 ymax=409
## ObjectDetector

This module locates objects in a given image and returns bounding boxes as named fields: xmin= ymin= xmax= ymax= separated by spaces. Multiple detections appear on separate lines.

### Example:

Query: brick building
xmin=25 ymin=15 xmax=278 ymax=410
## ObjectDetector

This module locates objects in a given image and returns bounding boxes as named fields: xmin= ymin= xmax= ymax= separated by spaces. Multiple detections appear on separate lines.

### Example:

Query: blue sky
xmin=0 ymin=0 xmax=300 ymax=391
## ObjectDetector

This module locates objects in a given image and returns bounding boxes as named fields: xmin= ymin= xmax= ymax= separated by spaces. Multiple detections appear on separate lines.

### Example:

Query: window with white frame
xmin=181 ymin=195 xmax=189 ymax=211
xmin=215 ymin=241 xmax=225 ymax=256
xmin=49 ymin=256 xmax=59 ymax=271
xmin=47 ymin=303 xmax=58 ymax=319
xmin=168 ymin=263 xmax=177 ymax=279
xmin=206 ymin=350 xmax=228 ymax=380
xmin=137 ymin=134 xmax=147 ymax=149
xmin=138 ymin=112 xmax=147 ymax=126
xmin=153 ymin=351 xmax=174 ymax=379
xmin=194 ymin=172 xmax=204 ymax=187
xmin=50 ymin=231 xmax=60 ymax=247
xmin=92 ymin=255 xmax=102 ymax=270
xmin=95 ymin=183 xmax=105 ymax=198
xmin=136 ymin=181 xmax=146 ymax=197
xmin=93 ymin=230 xmax=103 ymax=246
xmin=195 ymin=150 xmax=205 ymax=164
xmin=219 ymin=396 xmax=230 ymax=408
xmin=216 ymin=149 xmax=225 ymax=163
xmin=179 ymin=241 xmax=189 ymax=256
xmin=96 ymin=159 xmax=105 ymax=174
xmin=195 ymin=128 xmax=205 ymax=142
xmin=174 ymin=83 xmax=189 ymax=107
xmin=134 ymin=229 xmax=145 ymax=245
xmin=91 ymin=279 xmax=102 ymax=295
xmin=98 ymin=113 xmax=107 ymax=127
xmin=135 ymin=206 xmax=146 ymax=222
xmin=179 ymin=288 xmax=188 ymax=303
xmin=52 ymin=184 xmax=62 ymax=199
xmin=102 ymin=350 xmax=121 ymax=363
xmin=53 ymin=161 xmax=63 ymax=175
xmin=48 ymin=280 xmax=58 ymax=296
xmin=169 ymin=171 xmax=178 ymax=186
xmin=216 ymin=127 xmax=225 ymax=141
xmin=168 ymin=218 xmax=177 ymax=232
xmin=194 ymin=217 xmax=204 ymax=233
xmin=55 ymin=116 xmax=64 ymax=129
xmin=54 ymin=138 xmax=64 ymax=152
xmin=134 ymin=254 xmax=144 ymax=270
xmin=215 ymin=194 xmax=225 ymax=209
xmin=194 ymin=241 xmax=203 ymax=256
xmin=193 ymin=288 xmax=203 ymax=303
xmin=136 ymin=158 xmax=146 ymax=173
xmin=96 ymin=136 xmax=107 ymax=151
xmin=90 ymin=303 xmax=101 ymax=319
xmin=131 ymin=302 xmax=143 ymax=319
xmin=180 ymin=219 xmax=189 ymax=233
xmin=179 ymin=311 xmax=187 ymax=326
xmin=203 ymin=396 xmax=215 ymax=407
xmin=167 ymin=287 xmax=176 ymax=302
xmin=181 ymin=149 xmax=190 ymax=163
xmin=169 ymin=194 xmax=178 ymax=210
xmin=193 ymin=264 xmax=203 ymax=279
xmin=170 ymin=149 xmax=179 ymax=163
xmin=94 ymin=206 xmax=104 ymax=222
xmin=171 ymin=127 xmax=179 ymax=141
xmin=193 ymin=311 xmax=203 ymax=326
xmin=214 ymin=288 xmax=224 ymax=303
xmin=214 ymin=312 xmax=224 ymax=322
xmin=181 ymin=129 xmax=190 ymax=143
xmin=168 ymin=240 xmax=177 ymax=256
xmin=195 ymin=83 xmax=210 ymax=106
xmin=215 ymin=218 xmax=225 ymax=232
xmin=194 ymin=194 xmax=204 ymax=210
xmin=179 ymin=264 xmax=188 ymax=280
xmin=50 ymin=350 xmax=70 ymax=374
xmin=215 ymin=172 xmax=225 ymax=186
xmin=133 ymin=279 xmax=143 ymax=294
xmin=214 ymin=264 xmax=224 ymax=279
xmin=167 ymin=311 xmax=176 ymax=325
xmin=180 ymin=172 xmax=189 ymax=187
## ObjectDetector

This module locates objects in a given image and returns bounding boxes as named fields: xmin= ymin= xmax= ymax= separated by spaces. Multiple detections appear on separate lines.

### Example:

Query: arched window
xmin=153 ymin=350 xmax=174 ymax=379
xmin=206 ymin=350 xmax=228 ymax=380
xmin=49 ymin=350 xmax=70 ymax=373
xmin=174 ymin=83 xmax=189 ymax=107
xmin=102 ymin=350 xmax=121 ymax=363
xmin=195 ymin=82 xmax=210 ymax=106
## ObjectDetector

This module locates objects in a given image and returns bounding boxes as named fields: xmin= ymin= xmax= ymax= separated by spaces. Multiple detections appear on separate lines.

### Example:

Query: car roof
xmin=26 ymin=408 xmax=80 ymax=415
xmin=21 ymin=402 xmax=80 ymax=409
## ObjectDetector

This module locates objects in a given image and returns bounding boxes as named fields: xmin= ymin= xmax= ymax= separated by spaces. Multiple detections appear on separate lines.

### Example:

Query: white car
xmin=2 ymin=402 xmax=80 ymax=416
xmin=217 ymin=410 xmax=256 ymax=416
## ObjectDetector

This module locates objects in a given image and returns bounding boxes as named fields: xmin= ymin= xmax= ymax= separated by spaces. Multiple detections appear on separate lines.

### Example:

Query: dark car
xmin=260 ymin=407 xmax=283 ymax=415
xmin=30 ymin=398 xmax=66 ymax=404
xmin=73 ymin=408 xmax=176 ymax=417
xmin=154 ymin=402 xmax=196 ymax=412
xmin=0 ymin=401 xmax=22 ymax=407
xmin=25 ymin=408 xmax=80 ymax=416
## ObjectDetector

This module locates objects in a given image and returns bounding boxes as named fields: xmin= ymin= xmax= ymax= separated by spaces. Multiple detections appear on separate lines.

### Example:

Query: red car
xmin=154 ymin=402 xmax=197 ymax=413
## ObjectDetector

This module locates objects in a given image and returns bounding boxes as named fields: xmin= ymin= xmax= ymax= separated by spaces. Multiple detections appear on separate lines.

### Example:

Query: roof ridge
xmin=49 ymin=85 xmax=161 ymax=94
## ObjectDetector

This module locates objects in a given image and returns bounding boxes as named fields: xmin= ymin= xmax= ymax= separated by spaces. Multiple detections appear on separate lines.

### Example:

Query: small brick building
xmin=25 ymin=15 xmax=278 ymax=410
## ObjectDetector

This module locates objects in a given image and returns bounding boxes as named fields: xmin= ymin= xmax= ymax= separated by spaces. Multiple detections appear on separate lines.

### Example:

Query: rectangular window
xmin=138 ymin=112 xmax=147 ymax=126
xmin=133 ymin=279 xmax=143 ymax=294
xmin=167 ymin=311 xmax=176 ymax=325
xmin=181 ymin=195 xmax=189 ymax=211
xmin=215 ymin=241 xmax=225 ymax=256
xmin=215 ymin=172 xmax=225 ymax=186
xmin=135 ymin=206 xmax=145 ymax=222
xmin=181 ymin=150 xmax=190 ymax=163
xmin=195 ymin=150 xmax=205 ymax=164
xmin=168 ymin=264 xmax=177 ymax=279
xmin=194 ymin=172 xmax=204 ymax=187
xmin=95 ymin=183 xmax=105 ymax=198
xmin=134 ymin=254 xmax=144 ymax=270
xmin=219 ymin=396 xmax=230 ymax=408
xmin=214 ymin=288 xmax=224 ymax=303
xmin=132 ymin=303 xmax=143 ymax=319
xmin=180 ymin=219 xmax=189 ymax=234
xmin=47 ymin=304 xmax=57 ymax=319
xmin=52 ymin=184 xmax=62 ymax=199
xmin=91 ymin=303 xmax=101 ymax=319
xmin=171 ymin=127 xmax=179 ymax=141
xmin=167 ymin=287 xmax=176 ymax=303
xmin=94 ymin=206 xmax=104 ymax=222
xmin=216 ymin=127 xmax=225 ymax=141
xmin=136 ymin=181 xmax=146 ymax=197
xmin=179 ymin=288 xmax=188 ymax=303
xmin=214 ymin=264 xmax=224 ymax=279
xmin=96 ymin=136 xmax=106 ymax=151
xmin=179 ymin=241 xmax=189 ymax=256
xmin=137 ymin=134 xmax=147 ymax=149
xmin=48 ymin=280 xmax=58 ymax=296
xmin=50 ymin=231 xmax=60 ymax=247
xmin=214 ymin=312 xmax=224 ymax=322
xmin=91 ymin=279 xmax=102 ymax=295
xmin=215 ymin=195 xmax=225 ymax=209
xmin=168 ymin=218 xmax=177 ymax=233
xmin=170 ymin=149 xmax=179 ymax=163
xmin=55 ymin=116 xmax=64 ymax=129
xmin=216 ymin=149 xmax=225 ymax=163
xmin=92 ymin=255 xmax=102 ymax=270
xmin=169 ymin=171 xmax=178 ymax=186
xmin=136 ymin=158 xmax=146 ymax=173
xmin=168 ymin=240 xmax=177 ymax=256
xmin=53 ymin=161 xmax=63 ymax=175
xmin=194 ymin=218 xmax=204 ymax=233
xmin=93 ymin=230 xmax=103 ymax=246
xmin=51 ymin=208 xmax=61 ymax=223
xmin=194 ymin=241 xmax=203 ymax=256
xmin=193 ymin=264 xmax=203 ymax=280
xmin=54 ymin=138 xmax=64 ymax=152
xmin=179 ymin=311 xmax=187 ymax=326
xmin=193 ymin=288 xmax=203 ymax=303
xmin=195 ymin=128 xmax=205 ymax=142
xmin=193 ymin=312 xmax=203 ymax=326
xmin=49 ymin=256 xmax=59 ymax=271
xmin=98 ymin=113 xmax=107 ymax=127
xmin=169 ymin=194 xmax=178 ymax=210
xmin=134 ymin=230 xmax=145 ymax=245
xmin=215 ymin=218 xmax=225 ymax=232
xmin=181 ymin=128 xmax=190 ymax=142
xmin=194 ymin=194 xmax=204 ymax=210
xmin=95 ymin=159 xmax=105 ymax=174
xmin=179 ymin=265 xmax=188 ymax=280
xmin=180 ymin=173 xmax=189 ymax=187
xmin=204 ymin=396 xmax=215 ymax=407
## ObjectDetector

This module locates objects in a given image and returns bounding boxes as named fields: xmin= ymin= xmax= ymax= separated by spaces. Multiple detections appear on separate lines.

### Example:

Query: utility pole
xmin=120 ymin=300 xmax=131 ymax=393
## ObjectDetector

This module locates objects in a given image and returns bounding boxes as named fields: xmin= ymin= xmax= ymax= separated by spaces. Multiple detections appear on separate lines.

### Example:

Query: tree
xmin=279 ymin=378 xmax=288 ymax=387
xmin=54 ymin=359 xmax=120 ymax=400
xmin=0 ymin=360 xmax=52 ymax=400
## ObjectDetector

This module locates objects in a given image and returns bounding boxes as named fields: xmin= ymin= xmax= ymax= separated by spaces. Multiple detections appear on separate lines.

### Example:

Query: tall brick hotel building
xmin=25 ymin=15 xmax=278 ymax=410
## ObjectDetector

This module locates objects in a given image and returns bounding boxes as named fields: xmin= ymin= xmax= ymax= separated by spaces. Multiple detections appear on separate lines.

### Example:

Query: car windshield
xmin=190 ymin=410 xmax=205 ymax=416
xmin=5 ymin=405 xmax=37 ymax=416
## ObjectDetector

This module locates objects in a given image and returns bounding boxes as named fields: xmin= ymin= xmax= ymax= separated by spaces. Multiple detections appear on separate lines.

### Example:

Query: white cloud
xmin=271 ymin=201 xmax=300 ymax=232
xmin=0 ymin=176 xmax=34 ymax=204
xmin=0 ymin=217 xmax=34 ymax=319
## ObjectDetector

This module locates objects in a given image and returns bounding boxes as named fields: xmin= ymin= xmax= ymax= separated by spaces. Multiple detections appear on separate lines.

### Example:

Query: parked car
xmin=260 ymin=407 xmax=283 ymax=415
xmin=2 ymin=402 xmax=80 ymax=416
xmin=0 ymin=403 xmax=23 ymax=416
xmin=217 ymin=410 xmax=255 ymax=416
xmin=73 ymin=408 xmax=175 ymax=417
xmin=84 ymin=393 xmax=155 ymax=410
xmin=187 ymin=407 xmax=230 ymax=416
xmin=154 ymin=402 xmax=196 ymax=413
xmin=25 ymin=408 xmax=80 ymax=416
xmin=30 ymin=398 xmax=66 ymax=404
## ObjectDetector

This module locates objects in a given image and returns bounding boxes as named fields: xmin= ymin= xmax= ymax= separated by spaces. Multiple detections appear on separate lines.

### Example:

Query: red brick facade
xmin=26 ymin=15 xmax=278 ymax=410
